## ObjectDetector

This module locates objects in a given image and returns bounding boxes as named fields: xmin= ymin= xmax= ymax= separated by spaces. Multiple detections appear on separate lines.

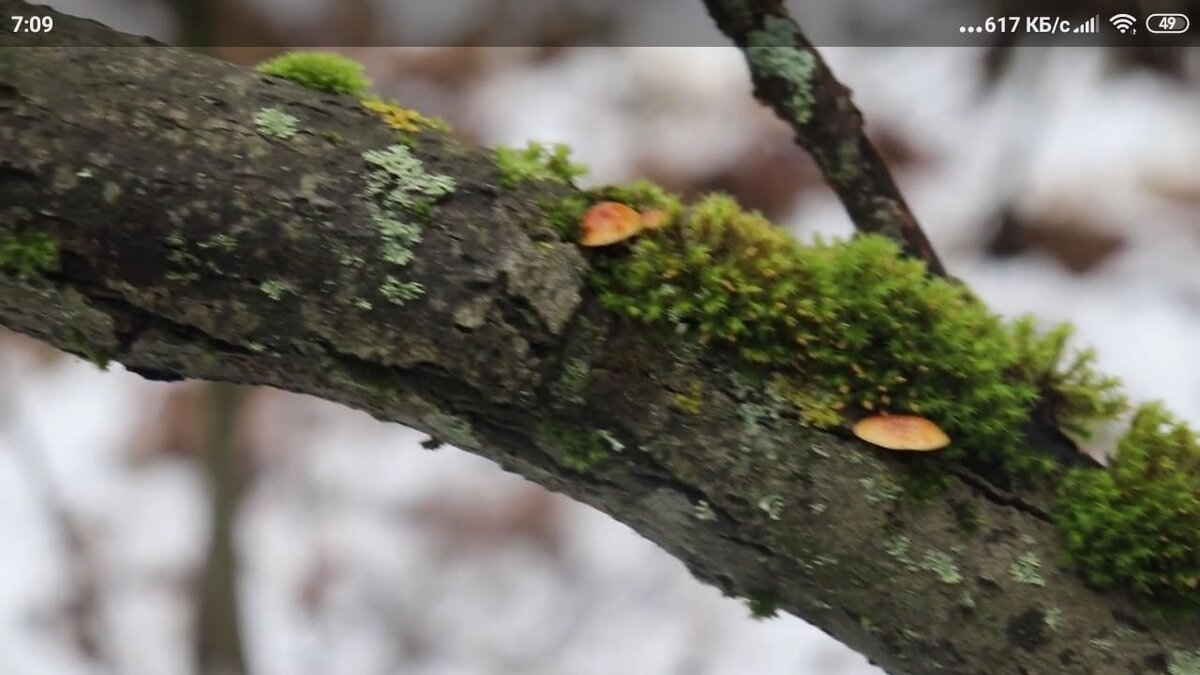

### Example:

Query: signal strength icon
xmin=1074 ymin=15 xmax=1099 ymax=32
xmin=1110 ymin=13 xmax=1137 ymax=33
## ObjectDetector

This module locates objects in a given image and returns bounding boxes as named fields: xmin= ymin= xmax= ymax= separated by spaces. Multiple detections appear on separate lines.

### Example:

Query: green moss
xmin=746 ymin=17 xmax=817 ymax=124
xmin=1010 ymin=317 xmax=1128 ymax=439
xmin=588 ymin=180 xmax=683 ymax=215
xmin=744 ymin=591 xmax=780 ymax=620
xmin=321 ymin=130 xmax=342 ymax=144
xmin=1056 ymin=403 xmax=1200 ymax=604
xmin=583 ymin=190 xmax=1138 ymax=477
xmin=494 ymin=141 xmax=588 ymax=189
xmin=359 ymin=144 xmax=455 ymax=304
xmin=592 ymin=193 xmax=1043 ymax=468
xmin=0 ymin=231 xmax=58 ymax=277
xmin=537 ymin=180 xmax=682 ymax=249
xmin=540 ymin=193 xmax=591 ymax=240
xmin=549 ymin=358 xmax=590 ymax=405
xmin=256 ymin=50 xmax=372 ymax=97
xmin=950 ymin=501 xmax=983 ymax=535
xmin=421 ymin=409 xmax=478 ymax=449
xmin=536 ymin=421 xmax=620 ymax=472
xmin=254 ymin=107 xmax=298 ymax=139
xmin=64 ymin=326 xmax=111 ymax=370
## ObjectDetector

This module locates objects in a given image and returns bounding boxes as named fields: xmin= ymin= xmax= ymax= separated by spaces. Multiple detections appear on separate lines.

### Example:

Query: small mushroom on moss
xmin=853 ymin=414 xmax=951 ymax=451
xmin=639 ymin=208 xmax=671 ymax=230
xmin=579 ymin=201 xmax=642 ymax=247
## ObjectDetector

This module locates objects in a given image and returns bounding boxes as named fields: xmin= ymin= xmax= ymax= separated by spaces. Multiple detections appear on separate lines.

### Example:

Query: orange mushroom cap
xmin=852 ymin=414 xmax=951 ymax=452
xmin=579 ymin=201 xmax=642 ymax=247
xmin=638 ymin=208 xmax=670 ymax=230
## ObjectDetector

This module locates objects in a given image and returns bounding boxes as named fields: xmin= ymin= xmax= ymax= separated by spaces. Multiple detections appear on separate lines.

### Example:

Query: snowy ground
xmin=5 ymin=3 xmax=1200 ymax=673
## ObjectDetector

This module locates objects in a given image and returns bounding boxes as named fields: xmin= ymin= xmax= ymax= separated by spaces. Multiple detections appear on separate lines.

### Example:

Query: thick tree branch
xmin=700 ymin=0 xmax=947 ymax=277
xmin=1 ymin=4 xmax=1196 ymax=673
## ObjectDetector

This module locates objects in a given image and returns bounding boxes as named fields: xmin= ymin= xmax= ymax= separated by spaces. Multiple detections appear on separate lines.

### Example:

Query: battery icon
xmin=1146 ymin=13 xmax=1189 ymax=33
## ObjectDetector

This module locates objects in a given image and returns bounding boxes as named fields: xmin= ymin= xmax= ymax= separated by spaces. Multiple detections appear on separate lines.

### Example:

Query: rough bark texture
xmin=1 ymin=4 xmax=1197 ymax=674
xmin=700 ymin=0 xmax=947 ymax=277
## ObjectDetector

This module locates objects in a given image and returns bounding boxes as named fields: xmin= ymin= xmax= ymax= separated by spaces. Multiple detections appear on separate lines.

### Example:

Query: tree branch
xmin=1 ymin=4 xmax=1195 ymax=673
xmin=700 ymin=0 xmax=947 ymax=276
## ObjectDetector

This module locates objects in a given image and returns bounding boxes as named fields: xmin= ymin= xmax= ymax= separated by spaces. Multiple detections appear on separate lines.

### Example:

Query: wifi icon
xmin=1109 ymin=13 xmax=1137 ymax=33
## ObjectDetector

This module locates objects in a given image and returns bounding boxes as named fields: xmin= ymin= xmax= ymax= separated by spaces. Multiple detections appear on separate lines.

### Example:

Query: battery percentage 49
xmin=1146 ymin=13 xmax=1189 ymax=33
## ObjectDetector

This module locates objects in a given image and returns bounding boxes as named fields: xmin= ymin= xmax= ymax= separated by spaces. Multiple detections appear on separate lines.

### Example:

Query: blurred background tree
xmin=1 ymin=1 xmax=1197 ymax=674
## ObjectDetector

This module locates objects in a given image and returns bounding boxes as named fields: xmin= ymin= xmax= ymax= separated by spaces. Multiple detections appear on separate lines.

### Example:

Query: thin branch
xmin=701 ymin=0 xmax=947 ymax=276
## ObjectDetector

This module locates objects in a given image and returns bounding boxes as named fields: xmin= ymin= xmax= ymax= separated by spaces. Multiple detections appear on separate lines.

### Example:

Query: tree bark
xmin=1 ymin=4 xmax=1196 ymax=674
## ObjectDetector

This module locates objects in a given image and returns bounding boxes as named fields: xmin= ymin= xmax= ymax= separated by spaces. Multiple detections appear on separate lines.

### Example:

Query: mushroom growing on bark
xmin=852 ymin=414 xmax=951 ymax=451
xmin=579 ymin=201 xmax=645 ymax=247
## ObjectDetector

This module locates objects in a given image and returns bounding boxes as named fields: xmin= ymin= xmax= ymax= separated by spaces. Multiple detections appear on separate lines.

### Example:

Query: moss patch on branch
xmin=546 ymin=177 xmax=1200 ymax=607
xmin=0 ymin=231 xmax=59 ymax=277
xmin=1057 ymin=403 xmax=1200 ymax=606
xmin=591 ymin=193 xmax=1043 ymax=469
xmin=1010 ymin=317 xmax=1127 ymax=440
xmin=257 ymin=50 xmax=372 ymax=97
xmin=494 ymin=141 xmax=589 ymax=188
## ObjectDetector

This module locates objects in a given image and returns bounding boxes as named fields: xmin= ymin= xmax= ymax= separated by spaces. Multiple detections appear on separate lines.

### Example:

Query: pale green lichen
xmin=1089 ymin=637 xmax=1114 ymax=653
xmin=1170 ymin=650 xmax=1200 ymax=675
xmin=380 ymin=276 xmax=424 ymax=305
xmin=757 ymin=494 xmax=784 ymax=520
xmin=1009 ymin=551 xmax=1046 ymax=587
xmin=959 ymin=591 xmax=976 ymax=610
xmin=596 ymin=429 xmax=624 ymax=453
xmin=860 ymin=475 xmax=903 ymax=504
xmin=198 ymin=234 xmax=237 ymax=252
xmin=884 ymin=535 xmax=919 ymax=571
xmin=259 ymin=280 xmax=293 ymax=300
xmin=694 ymin=500 xmax=717 ymax=521
xmin=254 ymin=107 xmax=299 ymax=139
xmin=920 ymin=551 xmax=962 ymax=585
xmin=1044 ymin=606 xmax=1063 ymax=631
xmin=746 ymin=17 xmax=817 ymax=124
xmin=359 ymin=144 xmax=456 ymax=304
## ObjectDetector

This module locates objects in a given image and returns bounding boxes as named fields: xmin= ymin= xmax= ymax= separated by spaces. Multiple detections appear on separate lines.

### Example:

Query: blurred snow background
xmin=3 ymin=1 xmax=1200 ymax=674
